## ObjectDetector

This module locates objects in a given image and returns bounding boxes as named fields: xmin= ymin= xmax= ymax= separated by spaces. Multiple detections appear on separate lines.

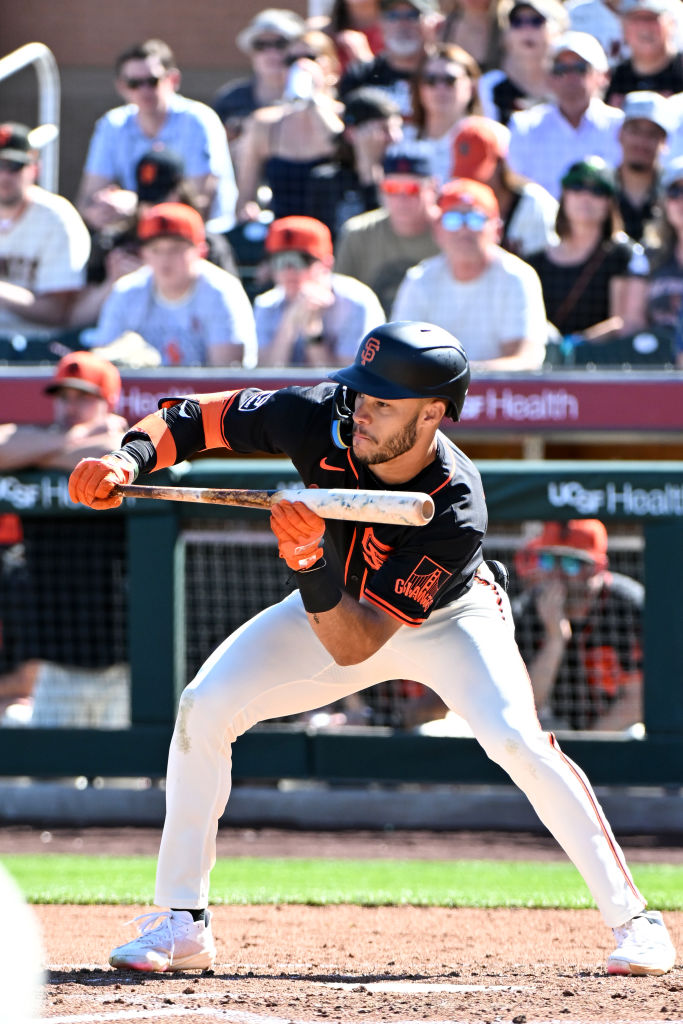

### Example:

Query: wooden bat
xmin=113 ymin=484 xmax=435 ymax=527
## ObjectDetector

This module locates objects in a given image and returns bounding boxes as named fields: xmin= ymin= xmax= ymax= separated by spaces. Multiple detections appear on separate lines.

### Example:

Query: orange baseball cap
xmin=45 ymin=351 xmax=121 ymax=410
xmin=265 ymin=216 xmax=333 ymax=263
xmin=452 ymin=117 xmax=509 ymax=182
xmin=437 ymin=178 xmax=500 ymax=220
xmin=137 ymin=202 xmax=205 ymax=246
xmin=516 ymin=519 xmax=609 ymax=577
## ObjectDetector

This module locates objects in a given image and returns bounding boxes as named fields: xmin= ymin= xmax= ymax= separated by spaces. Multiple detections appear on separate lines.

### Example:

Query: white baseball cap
xmin=622 ymin=91 xmax=673 ymax=134
xmin=552 ymin=31 xmax=609 ymax=72
xmin=661 ymin=156 xmax=683 ymax=190
xmin=236 ymin=9 xmax=306 ymax=54
xmin=620 ymin=0 xmax=676 ymax=16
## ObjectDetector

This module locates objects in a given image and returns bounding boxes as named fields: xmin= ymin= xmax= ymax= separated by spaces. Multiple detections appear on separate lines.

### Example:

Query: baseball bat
xmin=113 ymin=484 xmax=435 ymax=527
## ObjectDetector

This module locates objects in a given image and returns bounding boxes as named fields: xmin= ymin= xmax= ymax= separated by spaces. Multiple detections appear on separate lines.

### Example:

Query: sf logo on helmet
xmin=360 ymin=337 xmax=380 ymax=365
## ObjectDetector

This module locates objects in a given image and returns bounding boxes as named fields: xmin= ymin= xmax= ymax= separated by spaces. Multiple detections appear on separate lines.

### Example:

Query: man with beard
xmin=614 ymin=90 xmax=672 ymax=242
xmin=69 ymin=320 xmax=674 ymax=979
xmin=338 ymin=0 xmax=438 ymax=121
xmin=0 ymin=123 xmax=90 ymax=343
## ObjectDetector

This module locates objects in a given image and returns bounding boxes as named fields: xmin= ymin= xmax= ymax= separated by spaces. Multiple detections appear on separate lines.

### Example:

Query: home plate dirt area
xmin=11 ymin=827 xmax=683 ymax=1023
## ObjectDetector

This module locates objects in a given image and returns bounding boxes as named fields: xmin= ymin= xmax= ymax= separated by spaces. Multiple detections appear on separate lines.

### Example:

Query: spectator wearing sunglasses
xmin=525 ymin=156 xmax=649 ymax=348
xmin=406 ymin=43 xmax=482 ymax=185
xmin=478 ymin=0 xmax=568 ymax=126
xmin=0 ymin=122 xmax=91 ymax=346
xmin=392 ymin=177 xmax=547 ymax=368
xmin=507 ymin=31 xmax=624 ymax=199
xmin=212 ymin=9 xmax=306 ymax=179
xmin=334 ymin=144 xmax=439 ymax=313
xmin=605 ymin=0 xmax=683 ymax=109
xmin=254 ymin=215 xmax=384 ymax=365
xmin=451 ymin=115 xmax=558 ymax=255
xmin=339 ymin=0 xmax=438 ymax=121
xmin=512 ymin=520 xmax=644 ymax=733
xmin=235 ymin=32 xmax=344 ymax=224
xmin=77 ymin=39 xmax=237 ymax=232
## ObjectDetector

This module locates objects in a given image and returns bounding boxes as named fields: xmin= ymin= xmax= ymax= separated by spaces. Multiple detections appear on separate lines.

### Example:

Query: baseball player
xmin=68 ymin=321 xmax=675 ymax=976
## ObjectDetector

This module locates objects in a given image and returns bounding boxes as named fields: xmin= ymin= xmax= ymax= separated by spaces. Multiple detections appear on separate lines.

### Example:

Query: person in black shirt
xmin=614 ymin=90 xmax=671 ymax=242
xmin=605 ymin=0 xmax=683 ymax=107
xmin=513 ymin=519 xmax=643 ymax=732
xmin=525 ymin=156 xmax=650 ymax=346
xmin=339 ymin=0 xmax=438 ymax=121
xmin=69 ymin=320 xmax=675 ymax=978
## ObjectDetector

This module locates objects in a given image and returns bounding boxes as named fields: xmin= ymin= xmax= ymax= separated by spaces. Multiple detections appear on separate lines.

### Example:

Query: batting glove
xmin=270 ymin=500 xmax=325 ymax=571
xmin=68 ymin=454 xmax=136 ymax=510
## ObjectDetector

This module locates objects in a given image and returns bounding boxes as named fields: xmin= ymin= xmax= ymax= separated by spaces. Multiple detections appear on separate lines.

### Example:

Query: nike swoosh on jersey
xmin=319 ymin=457 xmax=344 ymax=472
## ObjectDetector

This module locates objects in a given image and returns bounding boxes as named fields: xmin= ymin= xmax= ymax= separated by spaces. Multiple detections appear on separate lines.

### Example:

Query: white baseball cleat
xmin=607 ymin=911 xmax=676 ymax=976
xmin=109 ymin=909 xmax=216 ymax=972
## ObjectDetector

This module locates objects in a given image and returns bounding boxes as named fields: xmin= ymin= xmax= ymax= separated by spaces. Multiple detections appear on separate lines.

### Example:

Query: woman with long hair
xmin=438 ymin=0 xmax=504 ymax=73
xmin=311 ymin=0 xmax=385 ymax=74
xmin=525 ymin=157 xmax=649 ymax=344
xmin=408 ymin=42 xmax=482 ymax=183
xmin=478 ymin=0 xmax=567 ymax=125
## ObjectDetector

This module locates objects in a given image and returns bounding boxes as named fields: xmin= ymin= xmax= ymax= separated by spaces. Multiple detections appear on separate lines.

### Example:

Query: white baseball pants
xmin=155 ymin=568 xmax=645 ymax=928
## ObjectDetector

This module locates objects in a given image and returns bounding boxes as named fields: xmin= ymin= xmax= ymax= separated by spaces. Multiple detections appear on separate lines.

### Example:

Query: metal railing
xmin=0 ymin=43 xmax=60 ymax=192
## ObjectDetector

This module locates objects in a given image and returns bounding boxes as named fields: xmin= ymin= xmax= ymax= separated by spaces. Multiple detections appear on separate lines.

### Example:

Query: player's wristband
xmin=108 ymin=450 xmax=140 ymax=481
xmin=295 ymin=558 xmax=342 ymax=614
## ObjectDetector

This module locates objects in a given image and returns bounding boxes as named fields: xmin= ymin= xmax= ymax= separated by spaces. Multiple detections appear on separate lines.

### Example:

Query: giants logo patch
xmin=362 ymin=528 xmax=393 ymax=571
xmin=395 ymin=557 xmax=450 ymax=612
xmin=360 ymin=336 xmax=380 ymax=365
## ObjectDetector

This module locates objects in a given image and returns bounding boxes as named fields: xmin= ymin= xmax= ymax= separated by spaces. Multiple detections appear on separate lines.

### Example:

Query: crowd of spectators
xmin=3 ymin=2 xmax=683 ymax=369
xmin=3 ymin=6 xmax=677 ymax=735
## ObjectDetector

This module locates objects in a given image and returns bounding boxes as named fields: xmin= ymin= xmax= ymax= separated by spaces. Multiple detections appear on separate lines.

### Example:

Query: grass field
xmin=3 ymin=855 xmax=683 ymax=909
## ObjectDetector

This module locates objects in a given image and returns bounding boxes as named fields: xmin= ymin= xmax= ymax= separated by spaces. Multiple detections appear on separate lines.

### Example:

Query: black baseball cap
xmin=135 ymin=148 xmax=185 ymax=203
xmin=0 ymin=123 xmax=35 ymax=164
xmin=343 ymin=87 xmax=401 ymax=127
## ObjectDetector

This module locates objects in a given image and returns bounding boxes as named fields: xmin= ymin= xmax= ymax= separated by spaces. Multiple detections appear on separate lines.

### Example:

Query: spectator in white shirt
xmin=77 ymin=39 xmax=237 ymax=231
xmin=507 ymin=31 xmax=624 ymax=198
xmin=391 ymin=177 xmax=548 ymax=368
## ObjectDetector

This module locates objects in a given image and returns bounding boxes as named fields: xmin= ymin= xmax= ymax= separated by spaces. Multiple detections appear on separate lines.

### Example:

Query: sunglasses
xmin=251 ymin=37 xmax=289 ymax=52
xmin=534 ymin=552 xmax=593 ymax=576
xmin=381 ymin=179 xmax=422 ymax=196
xmin=666 ymin=183 xmax=683 ymax=199
xmin=441 ymin=208 xmax=489 ymax=231
xmin=124 ymin=74 xmax=163 ymax=90
xmin=383 ymin=7 xmax=420 ymax=20
xmin=421 ymin=73 xmax=460 ymax=87
xmin=285 ymin=51 xmax=318 ymax=65
xmin=551 ymin=60 xmax=589 ymax=76
xmin=563 ymin=181 xmax=612 ymax=197
xmin=0 ymin=158 xmax=26 ymax=174
xmin=271 ymin=250 xmax=316 ymax=270
xmin=509 ymin=12 xmax=545 ymax=27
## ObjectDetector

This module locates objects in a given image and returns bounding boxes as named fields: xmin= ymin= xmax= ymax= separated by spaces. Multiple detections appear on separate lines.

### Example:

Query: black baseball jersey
xmin=120 ymin=383 xmax=488 ymax=627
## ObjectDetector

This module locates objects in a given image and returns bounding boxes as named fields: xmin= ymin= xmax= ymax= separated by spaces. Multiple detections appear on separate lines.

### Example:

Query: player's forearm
xmin=305 ymin=591 xmax=399 ymax=666
xmin=526 ymin=636 xmax=568 ymax=712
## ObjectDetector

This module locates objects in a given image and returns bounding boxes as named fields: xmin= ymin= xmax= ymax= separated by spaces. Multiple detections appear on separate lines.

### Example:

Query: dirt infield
xmin=5 ymin=827 xmax=683 ymax=1023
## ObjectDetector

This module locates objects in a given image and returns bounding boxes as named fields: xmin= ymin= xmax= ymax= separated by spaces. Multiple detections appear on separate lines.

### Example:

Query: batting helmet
xmin=329 ymin=322 xmax=470 ymax=446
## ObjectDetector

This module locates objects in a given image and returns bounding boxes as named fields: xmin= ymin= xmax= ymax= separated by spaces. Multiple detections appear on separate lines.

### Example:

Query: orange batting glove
xmin=270 ymin=500 xmax=325 ymax=571
xmin=68 ymin=455 xmax=135 ymax=510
